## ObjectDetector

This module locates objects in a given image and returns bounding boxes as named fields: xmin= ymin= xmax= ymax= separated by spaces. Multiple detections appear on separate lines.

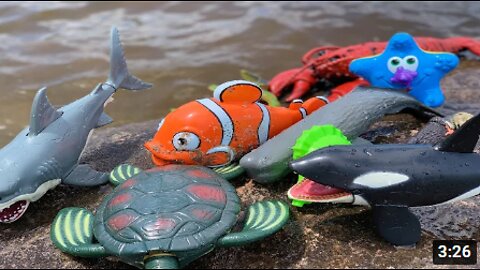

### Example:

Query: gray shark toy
xmin=0 ymin=27 xmax=152 ymax=223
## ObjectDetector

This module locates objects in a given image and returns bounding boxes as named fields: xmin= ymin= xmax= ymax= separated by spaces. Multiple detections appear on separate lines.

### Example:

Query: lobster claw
xmin=268 ymin=67 xmax=317 ymax=102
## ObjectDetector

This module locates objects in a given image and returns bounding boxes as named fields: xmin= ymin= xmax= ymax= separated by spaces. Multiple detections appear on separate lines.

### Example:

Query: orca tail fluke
xmin=108 ymin=26 xmax=152 ymax=91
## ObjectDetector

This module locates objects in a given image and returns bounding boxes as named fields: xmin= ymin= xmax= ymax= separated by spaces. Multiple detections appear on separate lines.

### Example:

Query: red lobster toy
xmin=270 ymin=37 xmax=480 ymax=102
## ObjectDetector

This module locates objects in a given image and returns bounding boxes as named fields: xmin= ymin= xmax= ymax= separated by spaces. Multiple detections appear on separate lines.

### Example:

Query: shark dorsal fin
xmin=29 ymin=87 xmax=62 ymax=136
xmin=436 ymin=112 xmax=480 ymax=153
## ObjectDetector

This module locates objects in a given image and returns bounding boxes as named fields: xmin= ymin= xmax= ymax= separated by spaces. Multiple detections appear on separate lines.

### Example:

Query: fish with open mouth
xmin=0 ymin=27 xmax=151 ymax=223
xmin=290 ymin=112 xmax=480 ymax=246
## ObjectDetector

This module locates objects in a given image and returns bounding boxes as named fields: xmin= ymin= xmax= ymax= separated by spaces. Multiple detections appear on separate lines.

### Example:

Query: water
xmin=0 ymin=1 xmax=479 ymax=145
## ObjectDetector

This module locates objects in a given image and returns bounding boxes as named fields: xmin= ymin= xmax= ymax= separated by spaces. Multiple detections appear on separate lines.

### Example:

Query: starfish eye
xmin=402 ymin=55 xmax=419 ymax=71
xmin=387 ymin=56 xmax=403 ymax=73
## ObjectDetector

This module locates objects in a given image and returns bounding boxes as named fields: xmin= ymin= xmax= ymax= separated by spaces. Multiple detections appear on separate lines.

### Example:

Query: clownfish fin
xmin=214 ymin=80 xmax=262 ymax=104
xmin=288 ymin=99 xmax=304 ymax=110
xmin=298 ymin=96 xmax=329 ymax=118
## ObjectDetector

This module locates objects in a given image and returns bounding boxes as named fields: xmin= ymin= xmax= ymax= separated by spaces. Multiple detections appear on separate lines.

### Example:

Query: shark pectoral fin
xmin=372 ymin=206 xmax=421 ymax=246
xmin=63 ymin=164 xmax=109 ymax=187
xmin=96 ymin=112 xmax=113 ymax=128
xmin=29 ymin=87 xmax=63 ymax=136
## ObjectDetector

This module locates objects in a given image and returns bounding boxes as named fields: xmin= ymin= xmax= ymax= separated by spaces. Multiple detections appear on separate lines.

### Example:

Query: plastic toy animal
xmin=51 ymin=164 xmax=289 ymax=269
xmin=239 ymin=86 xmax=441 ymax=184
xmin=145 ymin=80 xmax=327 ymax=169
xmin=269 ymin=36 xmax=480 ymax=101
xmin=350 ymin=32 xmax=459 ymax=107
xmin=290 ymin=112 xmax=480 ymax=246
xmin=288 ymin=112 xmax=473 ymax=207
xmin=0 ymin=27 xmax=151 ymax=224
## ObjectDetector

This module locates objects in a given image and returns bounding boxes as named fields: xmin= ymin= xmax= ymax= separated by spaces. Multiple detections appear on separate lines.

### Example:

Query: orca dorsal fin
xmin=436 ymin=112 xmax=480 ymax=153
xmin=29 ymin=87 xmax=62 ymax=136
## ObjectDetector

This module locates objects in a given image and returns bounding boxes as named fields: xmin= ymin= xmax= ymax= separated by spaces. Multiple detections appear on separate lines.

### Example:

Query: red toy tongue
xmin=0 ymin=200 xmax=29 ymax=223
xmin=291 ymin=179 xmax=346 ymax=197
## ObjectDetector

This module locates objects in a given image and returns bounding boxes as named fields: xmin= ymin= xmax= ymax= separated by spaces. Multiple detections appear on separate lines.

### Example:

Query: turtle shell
xmin=93 ymin=165 xmax=240 ymax=262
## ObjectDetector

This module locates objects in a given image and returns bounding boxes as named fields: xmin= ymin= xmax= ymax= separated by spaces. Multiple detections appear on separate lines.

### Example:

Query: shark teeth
xmin=0 ymin=200 xmax=29 ymax=223
xmin=0 ymin=179 xmax=61 ymax=223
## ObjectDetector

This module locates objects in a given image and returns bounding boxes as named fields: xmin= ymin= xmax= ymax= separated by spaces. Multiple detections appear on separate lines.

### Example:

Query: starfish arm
xmin=433 ymin=53 xmax=460 ymax=73
xmin=349 ymin=57 xmax=377 ymax=78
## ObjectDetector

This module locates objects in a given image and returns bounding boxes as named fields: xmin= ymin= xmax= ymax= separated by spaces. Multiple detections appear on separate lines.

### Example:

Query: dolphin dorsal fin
xmin=29 ymin=87 xmax=62 ymax=136
xmin=213 ymin=80 xmax=262 ymax=104
xmin=436 ymin=112 xmax=480 ymax=153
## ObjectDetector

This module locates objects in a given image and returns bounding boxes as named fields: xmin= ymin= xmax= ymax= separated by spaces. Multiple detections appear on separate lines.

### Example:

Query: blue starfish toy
xmin=349 ymin=32 xmax=459 ymax=107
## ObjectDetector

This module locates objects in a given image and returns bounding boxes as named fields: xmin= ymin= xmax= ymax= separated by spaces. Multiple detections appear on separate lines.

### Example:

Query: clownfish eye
xmin=402 ymin=55 xmax=419 ymax=71
xmin=387 ymin=56 xmax=403 ymax=73
xmin=172 ymin=132 xmax=201 ymax=151
xmin=157 ymin=118 xmax=165 ymax=131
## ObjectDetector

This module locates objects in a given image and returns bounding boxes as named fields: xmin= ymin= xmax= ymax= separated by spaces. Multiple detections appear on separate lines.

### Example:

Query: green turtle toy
xmin=50 ymin=164 xmax=289 ymax=269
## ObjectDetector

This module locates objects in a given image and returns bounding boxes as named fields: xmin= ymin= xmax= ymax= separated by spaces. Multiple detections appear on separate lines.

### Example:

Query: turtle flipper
xmin=217 ymin=200 xmax=290 ymax=247
xmin=109 ymin=164 xmax=142 ymax=186
xmin=51 ymin=207 xmax=107 ymax=257
xmin=212 ymin=162 xmax=245 ymax=181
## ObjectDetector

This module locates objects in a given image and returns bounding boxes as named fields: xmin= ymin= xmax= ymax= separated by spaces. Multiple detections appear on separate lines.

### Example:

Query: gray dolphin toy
xmin=239 ymin=87 xmax=442 ymax=184
xmin=0 ymin=27 xmax=152 ymax=223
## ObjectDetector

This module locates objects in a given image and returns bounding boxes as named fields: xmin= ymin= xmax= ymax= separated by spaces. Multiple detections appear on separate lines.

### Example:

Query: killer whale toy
xmin=290 ymin=112 xmax=480 ymax=246
xmin=0 ymin=27 xmax=152 ymax=223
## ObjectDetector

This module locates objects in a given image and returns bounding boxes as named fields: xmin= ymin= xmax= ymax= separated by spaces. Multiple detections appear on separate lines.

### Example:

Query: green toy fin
xmin=217 ymin=200 xmax=290 ymax=247
xmin=212 ymin=163 xmax=245 ymax=181
xmin=50 ymin=207 xmax=106 ymax=257
xmin=109 ymin=164 xmax=142 ymax=186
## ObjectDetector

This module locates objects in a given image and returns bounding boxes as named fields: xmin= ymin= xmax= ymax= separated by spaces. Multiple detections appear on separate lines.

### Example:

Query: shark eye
xmin=387 ymin=56 xmax=403 ymax=73
xmin=402 ymin=55 xmax=419 ymax=71
xmin=157 ymin=118 xmax=165 ymax=131
xmin=173 ymin=132 xmax=200 ymax=151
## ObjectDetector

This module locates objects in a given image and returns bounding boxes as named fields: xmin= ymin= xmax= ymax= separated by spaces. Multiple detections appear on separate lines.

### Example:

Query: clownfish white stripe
xmin=213 ymin=80 xmax=260 ymax=102
xmin=299 ymin=107 xmax=307 ymax=119
xmin=256 ymin=102 xmax=271 ymax=144
xmin=316 ymin=96 xmax=329 ymax=104
xmin=196 ymin=98 xmax=234 ymax=146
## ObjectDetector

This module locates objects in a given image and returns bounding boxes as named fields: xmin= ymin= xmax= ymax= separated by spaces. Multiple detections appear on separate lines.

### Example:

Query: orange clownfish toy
xmin=144 ymin=80 xmax=328 ymax=167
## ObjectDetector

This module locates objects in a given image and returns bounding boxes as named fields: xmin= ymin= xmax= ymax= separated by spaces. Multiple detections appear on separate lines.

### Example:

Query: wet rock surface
xmin=1 ymin=61 xmax=480 ymax=269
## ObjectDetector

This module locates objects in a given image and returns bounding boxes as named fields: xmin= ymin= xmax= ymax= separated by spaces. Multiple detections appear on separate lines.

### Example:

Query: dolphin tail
xmin=107 ymin=26 xmax=152 ymax=91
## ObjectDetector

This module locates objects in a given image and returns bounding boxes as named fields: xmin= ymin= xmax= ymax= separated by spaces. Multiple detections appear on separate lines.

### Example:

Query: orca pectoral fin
xmin=96 ymin=112 xmax=113 ymax=128
xmin=372 ymin=206 xmax=421 ymax=246
xmin=63 ymin=164 xmax=109 ymax=187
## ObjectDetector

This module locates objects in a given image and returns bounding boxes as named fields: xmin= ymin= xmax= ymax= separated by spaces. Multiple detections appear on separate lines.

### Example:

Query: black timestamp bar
xmin=433 ymin=240 xmax=477 ymax=265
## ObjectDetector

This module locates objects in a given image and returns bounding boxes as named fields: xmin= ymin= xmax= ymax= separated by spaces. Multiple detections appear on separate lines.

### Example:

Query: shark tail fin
xmin=108 ymin=27 xmax=152 ymax=91
xmin=436 ymin=112 xmax=480 ymax=153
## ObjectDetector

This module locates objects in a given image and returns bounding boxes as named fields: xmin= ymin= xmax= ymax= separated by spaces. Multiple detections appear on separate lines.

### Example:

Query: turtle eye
xmin=402 ymin=55 xmax=419 ymax=71
xmin=172 ymin=132 xmax=201 ymax=151
xmin=387 ymin=56 xmax=403 ymax=73
xmin=157 ymin=118 xmax=165 ymax=131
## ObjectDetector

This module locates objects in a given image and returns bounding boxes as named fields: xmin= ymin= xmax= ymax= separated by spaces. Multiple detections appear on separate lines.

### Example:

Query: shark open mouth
xmin=0 ymin=179 xmax=61 ymax=223
xmin=0 ymin=200 xmax=29 ymax=223
xmin=288 ymin=178 xmax=354 ymax=203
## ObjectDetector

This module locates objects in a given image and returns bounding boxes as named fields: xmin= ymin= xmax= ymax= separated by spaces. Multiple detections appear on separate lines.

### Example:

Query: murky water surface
xmin=0 ymin=1 xmax=479 ymax=146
